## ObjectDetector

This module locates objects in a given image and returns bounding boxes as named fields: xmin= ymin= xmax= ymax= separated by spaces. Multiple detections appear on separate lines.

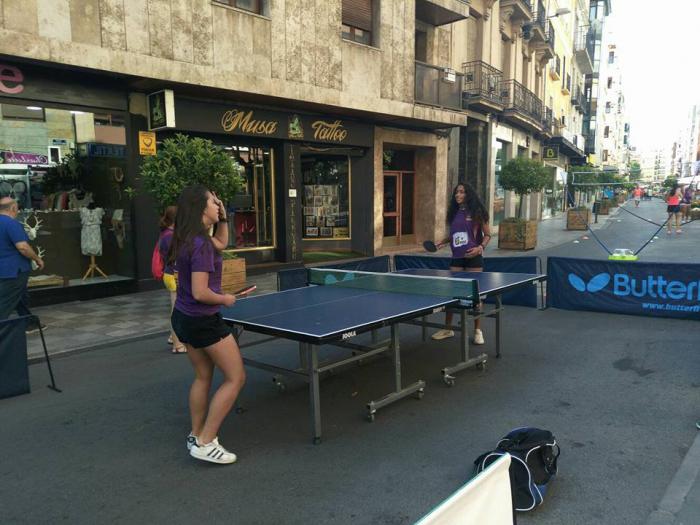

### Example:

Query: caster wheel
xmin=443 ymin=375 xmax=456 ymax=387
xmin=273 ymin=378 xmax=286 ymax=393
xmin=477 ymin=361 xmax=487 ymax=371
xmin=367 ymin=412 xmax=376 ymax=422
xmin=415 ymin=389 xmax=425 ymax=400
xmin=313 ymin=437 xmax=322 ymax=445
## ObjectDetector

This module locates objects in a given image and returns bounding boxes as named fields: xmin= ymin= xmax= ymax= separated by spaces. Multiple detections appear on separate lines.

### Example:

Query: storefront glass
xmin=300 ymin=153 xmax=350 ymax=239
xmin=493 ymin=140 xmax=506 ymax=225
xmin=224 ymin=145 xmax=276 ymax=250
xmin=0 ymin=102 xmax=135 ymax=289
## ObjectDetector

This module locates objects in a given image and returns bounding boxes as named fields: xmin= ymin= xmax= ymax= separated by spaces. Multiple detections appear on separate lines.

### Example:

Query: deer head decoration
xmin=20 ymin=214 xmax=43 ymax=241
xmin=31 ymin=246 xmax=45 ymax=271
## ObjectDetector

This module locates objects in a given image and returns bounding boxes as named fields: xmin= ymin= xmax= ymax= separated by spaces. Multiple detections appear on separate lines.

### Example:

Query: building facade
xmin=0 ymin=0 xmax=472 ymax=303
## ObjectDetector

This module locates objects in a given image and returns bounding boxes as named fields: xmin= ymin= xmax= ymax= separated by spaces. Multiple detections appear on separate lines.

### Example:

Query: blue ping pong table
xmin=221 ymin=268 xmax=545 ymax=443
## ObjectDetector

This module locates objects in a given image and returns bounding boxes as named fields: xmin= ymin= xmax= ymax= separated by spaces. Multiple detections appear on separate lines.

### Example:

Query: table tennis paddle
xmin=423 ymin=240 xmax=439 ymax=253
xmin=234 ymin=284 xmax=256 ymax=297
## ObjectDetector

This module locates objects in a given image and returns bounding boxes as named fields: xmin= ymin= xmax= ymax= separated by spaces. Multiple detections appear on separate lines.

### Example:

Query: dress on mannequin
xmin=80 ymin=205 xmax=108 ymax=280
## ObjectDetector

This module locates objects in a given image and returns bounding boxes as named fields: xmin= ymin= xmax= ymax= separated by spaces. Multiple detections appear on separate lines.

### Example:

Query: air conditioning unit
xmin=443 ymin=68 xmax=456 ymax=83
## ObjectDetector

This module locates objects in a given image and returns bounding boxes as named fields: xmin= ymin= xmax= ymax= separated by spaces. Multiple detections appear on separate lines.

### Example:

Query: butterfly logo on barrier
xmin=568 ymin=273 xmax=611 ymax=293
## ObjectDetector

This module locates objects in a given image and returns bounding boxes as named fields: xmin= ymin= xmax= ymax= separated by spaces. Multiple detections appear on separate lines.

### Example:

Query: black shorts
xmin=667 ymin=205 xmax=681 ymax=214
xmin=449 ymin=255 xmax=484 ymax=270
xmin=171 ymin=309 xmax=232 ymax=349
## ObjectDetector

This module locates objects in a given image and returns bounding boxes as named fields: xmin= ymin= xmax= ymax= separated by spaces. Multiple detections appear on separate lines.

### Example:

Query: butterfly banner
xmin=547 ymin=257 xmax=700 ymax=320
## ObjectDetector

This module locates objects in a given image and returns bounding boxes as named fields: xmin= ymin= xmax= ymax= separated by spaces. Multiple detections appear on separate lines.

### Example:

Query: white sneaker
xmin=473 ymin=329 xmax=485 ymax=345
xmin=190 ymin=438 xmax=236 ymax=464
xmin=432 ymin=329 xmax=455 ymax=340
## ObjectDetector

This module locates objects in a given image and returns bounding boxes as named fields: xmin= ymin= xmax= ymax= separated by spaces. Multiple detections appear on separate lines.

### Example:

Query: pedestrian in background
xmin=666 ymin=184 xmax=683 ymax=234
xmin=681 ymin=185 xmax=693 ymax=224
xmin=169 ymin=185 xmax=245 ymax=465
xmin=633 ymin=185 xmax=642 ymax=208
xmin=158 ymin=206 xmax=185 ymax=354
xmin=0 ymin=197 xmax=44 ymax=333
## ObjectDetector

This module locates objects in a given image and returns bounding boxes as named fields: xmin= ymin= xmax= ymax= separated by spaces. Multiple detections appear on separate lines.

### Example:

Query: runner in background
xmin=633 ymin=185 xmax=642 ymax=208
xmin=666 ymin=184 xmax=683 ymax=234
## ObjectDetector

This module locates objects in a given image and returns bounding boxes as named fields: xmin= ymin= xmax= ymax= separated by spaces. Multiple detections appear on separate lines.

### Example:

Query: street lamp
xmin=548 ymin=7 xmax=571 ymax=19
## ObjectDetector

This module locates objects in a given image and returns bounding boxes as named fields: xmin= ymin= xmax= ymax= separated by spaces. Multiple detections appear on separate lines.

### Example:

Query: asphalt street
xmin=3 ymin=198 xmax=698 ymax=524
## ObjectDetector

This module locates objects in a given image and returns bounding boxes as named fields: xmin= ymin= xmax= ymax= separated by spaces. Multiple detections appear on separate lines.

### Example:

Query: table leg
xmin=305 ymin=343 xmax=322 ymax=444
xmin=495 ymin=296 xmax=502 ymax=359
xmin=441 ymin=309 xmax=487 ymax=386
xmin=366 ymin=324 xmax=425 ymax=421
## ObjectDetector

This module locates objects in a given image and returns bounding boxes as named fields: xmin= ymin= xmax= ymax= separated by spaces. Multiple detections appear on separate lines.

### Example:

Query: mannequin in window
xmin=80 ymin=202 xmax=108 ymax=280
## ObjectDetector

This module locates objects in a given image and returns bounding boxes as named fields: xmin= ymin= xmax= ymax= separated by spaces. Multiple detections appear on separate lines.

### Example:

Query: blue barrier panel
xmin=547 ymin=257 xmax=700 ymax=320
xmin=278 ymin=256 xmax=391 ymax=291
xmin=0 ymin=316 xmax=30 ymax=399
xmin=394 ymin=255 xmax=539 ymax=308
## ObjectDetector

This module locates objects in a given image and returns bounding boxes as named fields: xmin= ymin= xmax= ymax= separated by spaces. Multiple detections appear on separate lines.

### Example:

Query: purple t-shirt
xmin=450 ymin=208 xmax=481 ymax=258
xmin=174 ymin=235 xmax=223 ymax=317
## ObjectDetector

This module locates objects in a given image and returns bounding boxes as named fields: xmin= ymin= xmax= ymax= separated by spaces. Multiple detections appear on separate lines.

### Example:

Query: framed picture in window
xmin=303 ymin=206 xmax=314 ymax=216
xmin=333 ymin=227 xmax=349 ymax=237
xmin=325 ymin=217 xmax=335 ymax=227
xmin=320 ymin=227 xmax=333 ymax=237
xmin=313 ymin=196 xmax=323 ymax=207
xmin=305 ymin=216 xmax=316 ymax=227
xmin=304 ymin=187 xmax=314 ymax=201
xmin=306 ymin=227 xmax=319 ymax=237
xmin=313 ymin=185 xmax=322 ymax=196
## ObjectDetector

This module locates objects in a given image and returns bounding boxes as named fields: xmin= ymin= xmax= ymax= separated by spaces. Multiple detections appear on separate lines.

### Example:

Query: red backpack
xmin=151 ymin=234 xmax=165 ymax=280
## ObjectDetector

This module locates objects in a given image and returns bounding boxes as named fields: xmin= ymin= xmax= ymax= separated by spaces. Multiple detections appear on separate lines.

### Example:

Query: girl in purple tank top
xmin=168 ymin=185 xmax=246 ymax=465
xmin=432 ymin=183 xmax=492 ymax=344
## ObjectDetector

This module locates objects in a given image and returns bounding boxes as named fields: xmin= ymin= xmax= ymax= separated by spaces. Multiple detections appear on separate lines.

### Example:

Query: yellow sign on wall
xmin=544 ymin=145 xmax=559 ymax=160
xmin=139 ymin=131 xmax=156 ymax=156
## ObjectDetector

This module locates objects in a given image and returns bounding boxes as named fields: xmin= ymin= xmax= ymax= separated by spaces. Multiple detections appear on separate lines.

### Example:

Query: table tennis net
xmin=308 ymin=269 xmax=478 ymax=300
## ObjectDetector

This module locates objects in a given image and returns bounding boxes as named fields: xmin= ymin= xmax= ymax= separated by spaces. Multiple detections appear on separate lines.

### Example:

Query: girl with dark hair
xmin=169 ymin=185 xmax=245 ymax=465
xmin=431 ymin=183 xmax=492 ymax=344
xmin=666 ymin=184 xmax=682 ymax=234
xmin=158 ymin=205 xmax=185 ymax=353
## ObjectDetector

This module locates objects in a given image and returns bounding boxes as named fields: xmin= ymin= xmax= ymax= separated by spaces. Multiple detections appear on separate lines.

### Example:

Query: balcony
xmin=549 ymin=55 xmax=561 ymax=80
xmin=574 ymin=25 xmax=594 ymax=74
xmin=500 ymin=0 xmax=533 ymax=22
xmin=462 ymin=61 xmax=505 ymax=113
xmin=542 ymin=106 xmax=554 ymax=137
xmin=416 ymin=0 xmax=469 ymax=26
xmin=415 ymin=61 xmax=464 ymax=111
xmin=528 ymin=14 xmax=555 ymax=61
xmin=501 ymin=80 xmax=543 ymax=133
xmin=561 ymin=73 xmax=571 ymax=95
xmin=547 ymin=126 xmax=586 ymax=160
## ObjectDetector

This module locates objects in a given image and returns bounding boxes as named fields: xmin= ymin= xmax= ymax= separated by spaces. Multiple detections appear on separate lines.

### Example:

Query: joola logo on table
xmin=568 ymin=273 xmax=700 ymax=300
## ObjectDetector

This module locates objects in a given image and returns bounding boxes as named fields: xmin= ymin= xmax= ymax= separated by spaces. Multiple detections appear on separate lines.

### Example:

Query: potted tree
xmin=566 ymin=166 xmax=593 ymax=230
xmin=497 ymin=157 xmax=550 ymax=250
xmin=140 ymin=134 xmax=246 ymax=291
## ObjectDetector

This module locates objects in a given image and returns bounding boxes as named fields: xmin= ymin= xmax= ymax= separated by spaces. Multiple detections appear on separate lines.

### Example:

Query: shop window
xmin=493 ymin=140 xmax=506 ymax=226
xmin=213 ymin=0 xmax=267 ymax=15
xmin=342 ymin=0 xmax=375 ymax=46
xmin=604 ymin=126 xmax=610 ymax=138
xmin=301 ymin=154 xmax=350 ymax=239
xmin=0 ymin=102 xmax=136 ymax=290
xmin=226 ymin=145 xmax=275 ymax=250
xmin=1 ymin=104 xmax=45 ymax=121
xmin=607 ymin=77 xmax=613 ymax=89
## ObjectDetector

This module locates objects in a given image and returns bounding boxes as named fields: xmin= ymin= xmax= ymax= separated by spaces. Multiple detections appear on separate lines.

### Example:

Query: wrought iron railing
xmin=415 ymin=61 xmax=464 ymax=111
xmin=542 ymin=106 xmax=554 ymax=134
xmin=574 ymin=25 xmax=595 ymax=60
xmin=532 ymin=0 xmax=546 ymax=33
xmin=462 ymin=61 xmax=504 ymax=107
xmin=501 ymin=80 xmax=543 ymax=124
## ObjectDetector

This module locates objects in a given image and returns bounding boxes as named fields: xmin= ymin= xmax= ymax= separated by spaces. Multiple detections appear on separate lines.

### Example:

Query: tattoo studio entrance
xmin=383 ymin=150 xmax=416 ymax=247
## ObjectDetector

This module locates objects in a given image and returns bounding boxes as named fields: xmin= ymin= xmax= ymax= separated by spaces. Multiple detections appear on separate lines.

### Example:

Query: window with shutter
xmin=342 ymin=0 xmax=373 ymax=45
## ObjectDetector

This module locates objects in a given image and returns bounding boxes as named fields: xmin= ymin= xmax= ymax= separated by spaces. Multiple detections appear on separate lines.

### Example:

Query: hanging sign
xmin=139 ymin=131 xmax=157 ymax=156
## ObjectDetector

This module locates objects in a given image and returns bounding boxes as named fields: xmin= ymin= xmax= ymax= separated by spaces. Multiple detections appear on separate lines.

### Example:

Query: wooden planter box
xmin=498 ymin=220 xmax=538 ymax=250
xmin=597 ymin=201 xmax=611 ymax=215
xmin=691 ymin=208 xmax=700 ymax=220
xmin=221 ymin=257 xmax=246 ymax=293
xmin=567 ymin=209 xmax=591 ymax=230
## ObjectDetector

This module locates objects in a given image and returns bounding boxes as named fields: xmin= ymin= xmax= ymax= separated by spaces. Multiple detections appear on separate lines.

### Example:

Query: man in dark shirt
xmin=0 ymin=197 xmax=44 ymax=332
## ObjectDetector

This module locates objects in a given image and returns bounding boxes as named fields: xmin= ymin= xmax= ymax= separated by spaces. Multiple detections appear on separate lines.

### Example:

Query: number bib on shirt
xmin=452 ymin=231 xmax=469 ymax=248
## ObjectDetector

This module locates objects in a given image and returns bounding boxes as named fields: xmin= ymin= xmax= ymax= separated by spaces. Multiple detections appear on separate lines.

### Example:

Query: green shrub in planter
xmin=499 ymin=157 xmax=551 ymax=219
xmin=140 ymin=133 xmax=243 ymax=210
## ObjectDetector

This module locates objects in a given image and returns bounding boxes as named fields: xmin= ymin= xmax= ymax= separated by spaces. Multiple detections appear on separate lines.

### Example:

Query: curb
xmin=646 ymin=429 xmax=700 ymax=524
xmin=27 ymin=329 xmax=170 ymax=365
